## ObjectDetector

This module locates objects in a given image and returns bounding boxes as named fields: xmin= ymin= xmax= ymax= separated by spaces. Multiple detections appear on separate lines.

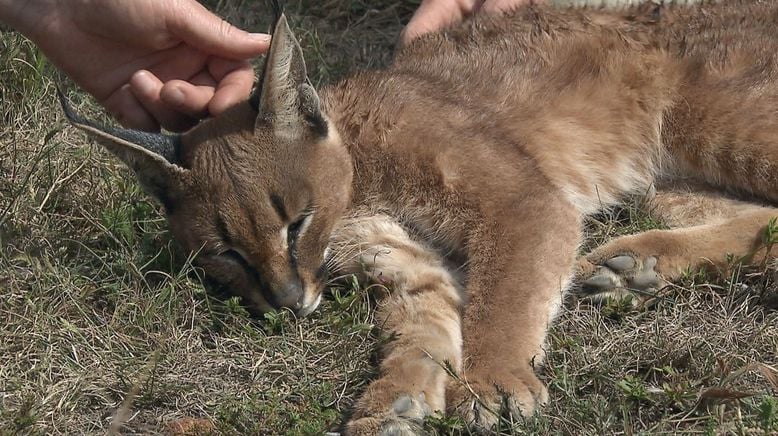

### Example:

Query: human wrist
xmin=0 ymin=0 xmax=20 ymax=26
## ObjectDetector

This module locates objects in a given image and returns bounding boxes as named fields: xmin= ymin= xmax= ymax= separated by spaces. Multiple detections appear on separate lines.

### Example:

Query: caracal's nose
xmin=272 ymin=280 xmax=304 ymax=311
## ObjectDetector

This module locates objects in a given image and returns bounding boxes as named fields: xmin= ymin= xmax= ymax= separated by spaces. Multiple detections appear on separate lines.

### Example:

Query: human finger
xmin=160 ymin=77 xmax=216 ymax=119
xmin=401 ymin=0 xmax=480 ymax=45
xmin=102 ymin=83 xmax=160 ymax=132
xmin=168 ymin=0 xmax=270 ymax=59
xmin=207 ymin=59 xmax=255 ymax=115
xmin=130 ymin=70 xmax=198 ymax=132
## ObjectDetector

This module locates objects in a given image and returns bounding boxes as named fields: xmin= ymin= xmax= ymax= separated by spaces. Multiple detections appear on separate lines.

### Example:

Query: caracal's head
xmin=61 ymin=14 xmax=352 ymax=316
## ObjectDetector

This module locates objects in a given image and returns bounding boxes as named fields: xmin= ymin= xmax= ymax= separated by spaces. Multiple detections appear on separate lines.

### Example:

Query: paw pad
xmin=605 ymin=255 xmax=636 ymax=271
xmin=581 ymin=255 xmax=664 ymax=300
xmin=391 ymin=393 xmax=431 ymax=418
xmin=346 ymin=393 xmax=430 ymax=436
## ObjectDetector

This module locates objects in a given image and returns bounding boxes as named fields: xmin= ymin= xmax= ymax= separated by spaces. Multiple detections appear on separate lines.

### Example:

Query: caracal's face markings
xmin=168 ymin=112 xmax=351 ymax=316
xmin=62 ymin=14 xmax=351 ymax=316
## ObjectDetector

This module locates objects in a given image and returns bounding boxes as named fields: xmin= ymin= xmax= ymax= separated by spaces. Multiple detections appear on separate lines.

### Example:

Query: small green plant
xmin=617 ymin=376 xmax=651 ymax=403
xmin=330 ymin=275 xmax=363 ymax=311
xmin=262 ymin=308 xmax=290 ymax=334
xmin=99 ymin=198 xmax=157 ymax=248
xmin=8 ymin=397 xmax=37 ymax=433
xmin=423 ymin=411 xmax=467 ymax=434
xmin=225 ymin=296 xmax=251 ymax=317
xmin=601 ymin=295 xmax=636 ymax=321
xmin=761 ymin=217 xmax=778 ymax=265
xmin=757 ymin=396 xmax=777 ymax=432
xmin=679 ymin=264 xmax=712 ymax=286
xmin=704 ymin=417 xmax=718 ymax=436
xmin=762 ymin=217 xmax=778 ymax=246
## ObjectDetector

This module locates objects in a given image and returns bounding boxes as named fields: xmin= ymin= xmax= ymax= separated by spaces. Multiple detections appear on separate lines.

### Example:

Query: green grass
xmin=1 ymin=1 xmax=777 ymax=435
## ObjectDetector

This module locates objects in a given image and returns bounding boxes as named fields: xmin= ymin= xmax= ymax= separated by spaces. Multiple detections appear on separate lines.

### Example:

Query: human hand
xmin=2 ymin=0 xmax=270 ymax=132
xmin=401 ymin=0 xmax=539 ymax=46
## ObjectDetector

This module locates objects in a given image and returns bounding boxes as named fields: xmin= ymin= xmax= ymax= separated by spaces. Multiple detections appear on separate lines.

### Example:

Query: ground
xmin=1 ymin=1 xmax=776 ymax=435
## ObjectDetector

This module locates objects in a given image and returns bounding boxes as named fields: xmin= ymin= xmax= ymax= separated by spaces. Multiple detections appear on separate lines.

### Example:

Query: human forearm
xmin=0 ymin=0 xmax=60 ymax=41
xmin=0 ymin=0 xmax=20 ymax=25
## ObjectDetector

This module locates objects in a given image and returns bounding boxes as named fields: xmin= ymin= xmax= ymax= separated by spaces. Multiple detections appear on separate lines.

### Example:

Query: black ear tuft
xmin=57 ymin=85 xmax=86 ymax=125
xmin=269 ymin=0 xmax=284 ymax=25
xmin=57 ymin=86 xmax=181 ymax=163
xmin=57 ymin=84 xmax=189 ymax=203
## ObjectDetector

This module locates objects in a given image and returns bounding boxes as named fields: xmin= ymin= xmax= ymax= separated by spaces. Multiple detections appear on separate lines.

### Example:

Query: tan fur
xmin=577 ymin=180 xmax=778 ymax=303
xmin=66 ymin=0 xmax=778 ymax=433
xmin=331 ymin=214 xmax=463 ymax=433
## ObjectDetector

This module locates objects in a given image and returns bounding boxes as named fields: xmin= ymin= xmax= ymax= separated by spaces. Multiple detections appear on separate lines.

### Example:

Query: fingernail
xmin=131 ymin=71 xmax=156 ymax=95
xmin=249 ymin=33 xmax=271 ymax=43
xmin=167 ymin=87 xmax=186 ymax=106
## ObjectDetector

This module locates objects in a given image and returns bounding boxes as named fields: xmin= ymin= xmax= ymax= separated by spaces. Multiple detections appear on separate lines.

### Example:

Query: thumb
xmin=168 ymin=0 xmax=270 ymax=59
xmin=481 ymin=0 xmax=538 ymax=14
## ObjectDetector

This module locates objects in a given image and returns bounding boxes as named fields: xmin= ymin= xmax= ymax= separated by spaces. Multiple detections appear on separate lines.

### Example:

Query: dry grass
xmin=1 ymin=1 xmax=777 ymax=435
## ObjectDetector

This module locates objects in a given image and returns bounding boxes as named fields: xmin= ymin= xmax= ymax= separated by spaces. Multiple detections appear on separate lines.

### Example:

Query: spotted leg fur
xmin=331 ymin=214 xmax=464 ymax=436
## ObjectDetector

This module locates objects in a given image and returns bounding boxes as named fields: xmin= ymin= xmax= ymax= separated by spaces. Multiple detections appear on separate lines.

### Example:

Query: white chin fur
xmin=297 ymin=293 xmax=322 ymax=317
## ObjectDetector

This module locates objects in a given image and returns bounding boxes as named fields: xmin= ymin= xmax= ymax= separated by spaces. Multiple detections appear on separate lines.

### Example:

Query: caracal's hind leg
xmin=663 ymin=13 xmax=778 ymax=206
xmin=577 ymin=181 xmax=778 ymax=302
xmin=331 ymin=214 xmax=463 ymax=436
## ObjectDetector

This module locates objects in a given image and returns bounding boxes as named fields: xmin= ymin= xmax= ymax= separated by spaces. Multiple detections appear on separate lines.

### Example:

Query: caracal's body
xmin=64 ymin=0 xmax=778 ymax=433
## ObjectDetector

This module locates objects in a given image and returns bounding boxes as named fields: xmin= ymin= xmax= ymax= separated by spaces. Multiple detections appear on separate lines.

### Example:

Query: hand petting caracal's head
xmin=61 ymin=13 xmax=352 ymax=316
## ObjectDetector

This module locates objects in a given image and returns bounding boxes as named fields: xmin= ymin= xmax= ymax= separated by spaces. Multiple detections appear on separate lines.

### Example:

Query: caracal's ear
xmin=250 ymin=9 xmax=327 ymax=137
xmin=57 ymin=89 xmax=189 ymax=206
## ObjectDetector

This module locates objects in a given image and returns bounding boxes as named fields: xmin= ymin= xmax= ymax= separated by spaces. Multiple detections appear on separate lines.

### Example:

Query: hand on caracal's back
xmin=402 ymin=0 xmax=541 ymax=45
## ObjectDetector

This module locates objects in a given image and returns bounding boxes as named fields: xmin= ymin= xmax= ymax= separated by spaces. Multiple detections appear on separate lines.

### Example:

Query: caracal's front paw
xmin=446 ymin=369 xmax=548 ymax=434
xmin=345 ymin=393 xmax=432 ymax=436
xmin=576 ymin=253 xmax=667 ymax=303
